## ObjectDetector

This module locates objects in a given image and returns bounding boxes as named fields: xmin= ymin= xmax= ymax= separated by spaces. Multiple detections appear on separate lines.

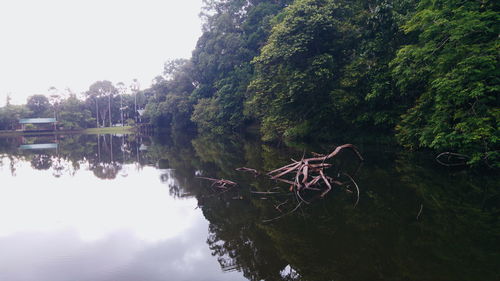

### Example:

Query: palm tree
xmin=116 ymin=82 xmax=127 ymax=126
xmin=108 ymin=89 xmax=113 ymax=127
xmin=130 ymin=79 xmax=140 ymax=123
xmin=86 ymin=81 xmax=117 ymax=128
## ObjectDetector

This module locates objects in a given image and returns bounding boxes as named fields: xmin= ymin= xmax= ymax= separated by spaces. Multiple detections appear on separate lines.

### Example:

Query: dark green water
xmin=0 ymin=133 xmax=498 ymax=281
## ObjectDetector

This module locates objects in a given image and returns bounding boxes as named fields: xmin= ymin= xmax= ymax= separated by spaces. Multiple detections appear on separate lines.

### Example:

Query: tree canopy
xmin=141 ymin=0 xmax=498 ymax=166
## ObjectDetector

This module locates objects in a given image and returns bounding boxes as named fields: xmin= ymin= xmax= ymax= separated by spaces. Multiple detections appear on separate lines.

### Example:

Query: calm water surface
xmin=0 ymin=133 xmax=498 ymax=281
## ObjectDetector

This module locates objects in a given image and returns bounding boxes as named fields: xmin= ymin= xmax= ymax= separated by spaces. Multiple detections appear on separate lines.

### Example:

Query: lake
xmin=0 ymin=133 xmax=498 ymax=281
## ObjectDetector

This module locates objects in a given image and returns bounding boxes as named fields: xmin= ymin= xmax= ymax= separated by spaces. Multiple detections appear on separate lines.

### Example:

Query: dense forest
xmin=143 ymin=0 xmax=498 ymax=166
xmin=0 ymin=0 xmax=497 ymax=167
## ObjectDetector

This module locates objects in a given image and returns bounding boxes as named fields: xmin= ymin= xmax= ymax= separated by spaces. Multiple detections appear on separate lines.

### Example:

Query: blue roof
xmin=19 ymin=143 xmax=58 ymax=150
xmin=19 ymin=118 xmax=57 ymax=124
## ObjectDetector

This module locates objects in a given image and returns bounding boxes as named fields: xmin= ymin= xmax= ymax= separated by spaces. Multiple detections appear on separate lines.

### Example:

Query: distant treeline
xmin=141 ymin=0 xmax=498 ymax=166
xmin=0 ymin=80 xmax=145 ymax=131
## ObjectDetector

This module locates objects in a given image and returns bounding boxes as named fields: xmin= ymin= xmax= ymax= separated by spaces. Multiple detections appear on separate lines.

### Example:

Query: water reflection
xmin=0 ymin=134 xmax=152 ymax=179
xmin=0 ymin=133 xmax=498 ymax=281
xmin=0 ymin=148 xmax=245 ymax=281
xmin=0 ymin=222 xmax=242 ymax=281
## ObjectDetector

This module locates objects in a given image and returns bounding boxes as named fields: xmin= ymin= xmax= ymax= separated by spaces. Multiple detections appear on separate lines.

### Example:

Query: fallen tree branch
xmin=436 ymin=152 xmax=469 ymax=167
xmin=235 ymin=167 xmax=260 ymax=176
xmin=343 ymin=172 xmax=360 ymax=207
xmin=197 ymin=177 xmax=237 ymax=189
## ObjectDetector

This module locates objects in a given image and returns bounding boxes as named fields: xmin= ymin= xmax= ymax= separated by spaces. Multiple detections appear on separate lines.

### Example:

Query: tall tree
xmin=130 ymin=79 xmax=140 ymax=123
xmin=48 ymin=86 xmax=63 ymax=120
xmin=116 ymin=82 xmax=127 ymax=126
xmin=86 ymin=81 xmax=117 ymax=127
xmin=26 ymin=95 xmax=50 ymax=117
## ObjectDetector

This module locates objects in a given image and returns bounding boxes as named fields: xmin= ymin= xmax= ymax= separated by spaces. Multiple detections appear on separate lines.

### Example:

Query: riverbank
xmin=0 ymin=126 xmax=135 ymax=136
xmin=81 ymin=126 xmax=135 ymax=134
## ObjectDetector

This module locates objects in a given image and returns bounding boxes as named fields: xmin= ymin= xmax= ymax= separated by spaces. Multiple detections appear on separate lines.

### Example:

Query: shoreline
xmin=0 ymin=126 xmax=135 ymax=136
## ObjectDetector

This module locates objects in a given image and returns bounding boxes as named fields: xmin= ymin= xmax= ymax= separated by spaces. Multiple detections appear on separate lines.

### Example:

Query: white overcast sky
xmin=0 ymin=0 xmax=203 ymax=105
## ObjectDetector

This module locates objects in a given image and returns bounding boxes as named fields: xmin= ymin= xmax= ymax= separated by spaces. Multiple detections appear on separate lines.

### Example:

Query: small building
xmin=19 ymin=118 xmax=57 ymax=131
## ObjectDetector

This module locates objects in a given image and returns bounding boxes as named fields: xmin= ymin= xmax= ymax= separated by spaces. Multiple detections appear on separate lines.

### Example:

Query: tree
xmin=85 ymin=81 xmax=117 ymax=127
xmin=130 ymin=79 xmax=140 ymax=123
xmin=26 ymin=95 xmax=50 ymax=117
xmin=188 ymin=0 xmax=291 ymax=134
xmin=248 ymin=0 xmax=361 ymax=141
xmin=5 ymin=94 xmax=11 ymax=106
xmin=138 ymin=0 xmax=498 ymax=167
xmin=0 ymin=104 xmax=30 ymax=130
xmin=48 ymin=86 xmax=63 ymax=120
xmin=144 ymin=60 xmax=196 ymax=131
xmin=116 ymin=82 xmax=127 ymax=126
xmin=58 ymin=94 xmax=94 ymax=129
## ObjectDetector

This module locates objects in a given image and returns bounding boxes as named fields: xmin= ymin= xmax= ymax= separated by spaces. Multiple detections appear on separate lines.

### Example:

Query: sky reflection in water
xmin=0 ymin=158 xmax=245 ymax=281
xmin=1 ymin=133 xmax=498 ymax=281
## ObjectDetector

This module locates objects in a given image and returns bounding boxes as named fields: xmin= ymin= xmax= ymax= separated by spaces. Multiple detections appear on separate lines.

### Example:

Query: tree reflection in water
xmin=0 ymin=134 xmax=151 ymax=180
xmin=30 ymin=154 xmax=52 ymax=170
xmin=158 ymin=134 xmax=499 ymax=281
xmin=0 ymin=132 xmax=498 ymax=281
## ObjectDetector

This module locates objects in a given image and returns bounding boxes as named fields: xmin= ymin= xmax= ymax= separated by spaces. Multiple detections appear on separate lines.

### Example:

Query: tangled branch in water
xmin=199 ymin=144 xmax=363 ymax=223
xmin=267 ymin=144 xmax=363 ymax=199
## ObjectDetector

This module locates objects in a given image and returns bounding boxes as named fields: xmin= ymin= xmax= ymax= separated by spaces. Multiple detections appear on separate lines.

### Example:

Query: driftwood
xmin=235 ymin=167 xmax=260 ymax=177
xmin=260 ymin=144 xmax=363 ymax=222
xmin=197 ymin=177 xmax=237 ymax=189
xmin=267 ymin=144 xmax=363 ymax=198
xmin=198 ymin=144 xmax=363 ymax=223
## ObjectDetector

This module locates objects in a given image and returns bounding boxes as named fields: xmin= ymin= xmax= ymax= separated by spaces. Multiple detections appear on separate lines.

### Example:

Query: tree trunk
xmin=108 ymin=94 xmax=112 ymax=127
xmin=95 ymin=99 xmax=99 ymax=128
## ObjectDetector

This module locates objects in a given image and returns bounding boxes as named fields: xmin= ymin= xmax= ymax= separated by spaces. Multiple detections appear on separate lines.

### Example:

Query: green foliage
xmin=125 ymin=118 xmax=136 ymax=126
xmin=85 ymin=80 xmax=119 ymax=127
xmin=191 ymin=98 xmax=224 ymax=134
xmin=391 ymin=0 xmax=499 ymax=165
xmin=188 ymin=0 xmax=292 ymax=133
xmin=138 ymin=0 xmax=499 ymax=167
xmin=0 ymin=81 xmax=140 ymax=132
xmin=0 ymin=104 xmax=31 ymax=130
xmin=23 ymin=124 xmax=36 ymax=130
xmin=248 ymin=0 xmax=363 ymax=141
xmin=145 ymin=94 xmax=193 ymax=131
xmin=58 ymin=94 xmax=94 ymax=129
xmin=26 ymin=95 xmax=50 ymax=117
